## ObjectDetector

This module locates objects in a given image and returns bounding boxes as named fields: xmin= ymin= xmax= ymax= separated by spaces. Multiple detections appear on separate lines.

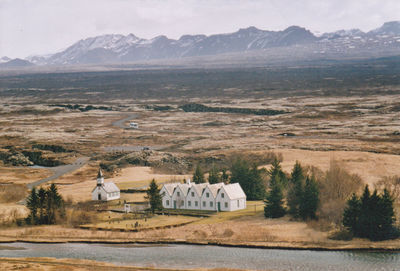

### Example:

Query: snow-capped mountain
xmin=0 ymin=56 xmax=11 ymax=63
xmin=26 ymin=21 xmax=400 ymax=66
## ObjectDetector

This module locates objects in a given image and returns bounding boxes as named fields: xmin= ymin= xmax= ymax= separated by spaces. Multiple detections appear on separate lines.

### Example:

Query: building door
xmin=98 ymin=193 xmax=101 ymax=200
xmin=173 ymin=200 xmax=176 ymax=209
xmin=218 ymin=202 xmax=221 ymax=212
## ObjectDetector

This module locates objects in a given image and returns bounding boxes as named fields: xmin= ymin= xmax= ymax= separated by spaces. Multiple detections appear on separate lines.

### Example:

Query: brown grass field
xmin=1 ymin=93 xmax=400 ymax=251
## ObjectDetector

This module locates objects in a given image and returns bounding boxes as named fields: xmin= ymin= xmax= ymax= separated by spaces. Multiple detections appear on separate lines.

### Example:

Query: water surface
xmin=0 ymin=242 xmax=399 ymax=270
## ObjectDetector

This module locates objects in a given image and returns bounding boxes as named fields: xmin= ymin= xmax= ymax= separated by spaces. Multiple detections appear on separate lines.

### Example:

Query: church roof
xmin=103 ymin=182 xmax=120 ymax=193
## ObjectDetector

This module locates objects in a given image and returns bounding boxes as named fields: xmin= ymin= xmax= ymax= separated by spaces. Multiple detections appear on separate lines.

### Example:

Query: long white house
xmin=160 ymin=181 xmax=246 ymax=212
xmin=91 ymin=169 xmax=120 ymax=201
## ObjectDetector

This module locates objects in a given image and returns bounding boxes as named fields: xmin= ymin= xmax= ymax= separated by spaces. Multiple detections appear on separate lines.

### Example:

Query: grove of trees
xmin=26 ymin=183 xmax=64 ymax=225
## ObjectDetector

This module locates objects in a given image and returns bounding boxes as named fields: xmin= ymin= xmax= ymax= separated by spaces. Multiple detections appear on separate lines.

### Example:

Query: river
xmin=1 ymin=243 xmax=399 ymax=270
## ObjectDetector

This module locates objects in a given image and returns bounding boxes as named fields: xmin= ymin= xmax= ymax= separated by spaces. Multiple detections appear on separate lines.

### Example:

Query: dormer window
xmin=206 ymin=192 xmax=209 ymax=198
xmin=221 ymin=193 xmax=224 ymax=198
xmin=177 ymin=191 xmax=180 ymax=197
xmin=191 ymin=192 xmax=195 ymax=197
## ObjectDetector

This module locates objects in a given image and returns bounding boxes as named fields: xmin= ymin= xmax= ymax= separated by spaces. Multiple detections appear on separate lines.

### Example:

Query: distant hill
xmin=17 ymin=20 xmax=400 ymax=66
xmin=0 ymin=58 xmax=34 ymax=68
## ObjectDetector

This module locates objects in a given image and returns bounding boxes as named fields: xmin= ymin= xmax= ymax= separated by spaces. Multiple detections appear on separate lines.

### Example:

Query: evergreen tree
xmin=287 ymin=161 xmax=304 ymax=218
xmin=26 ymin=187 xmax=38 ymax=225
xmin=146 ymin=179 xmax=163 ymax=213
xmin=342 ymin=185 xmax=398 ymax=241
xmin=268 ymin=158 xmax=287 ymax=186
xmin=230 ymin=159 xmax=266 ymax=200
xmin=208 ymin=165 xmax=220 ymax=184
xmin=299 ymin=176 xmax=319 ymax=220
xmin=38 ymin=187 xmax=46 ymax=224
xmin=221 ymin=168 xmax=229 ymax=184
xmin=264 ymin=175 xmax=286 ymax=218
xmin=46 ymin=183 xmax=64 ymax=224
xmin=193 ymin=164 xmax=205 ymax=183
xmin=343 ymin=193 xmax=361 ymax=234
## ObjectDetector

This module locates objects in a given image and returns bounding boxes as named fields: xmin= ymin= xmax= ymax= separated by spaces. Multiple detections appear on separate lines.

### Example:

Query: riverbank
xmin=1 ymin=235 xmax=400 ymax=252
xmin=0 ymin=257 xmax=246 ymax=271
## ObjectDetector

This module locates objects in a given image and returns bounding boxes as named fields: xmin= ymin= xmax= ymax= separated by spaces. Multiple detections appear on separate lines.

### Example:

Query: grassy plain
xmin=0 ymin=66 xmax=400 ymax=250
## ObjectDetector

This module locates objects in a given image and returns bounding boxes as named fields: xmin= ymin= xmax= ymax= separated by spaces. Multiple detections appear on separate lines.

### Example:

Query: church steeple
xmin=97 ymin=168 xmax=104 ymax=186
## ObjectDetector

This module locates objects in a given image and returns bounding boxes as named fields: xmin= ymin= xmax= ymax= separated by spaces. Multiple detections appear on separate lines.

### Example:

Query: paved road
xmin=111 ymin=114 xmax=138 ymax=129
xmin=27 ymin=157 xmax=90 ymax=189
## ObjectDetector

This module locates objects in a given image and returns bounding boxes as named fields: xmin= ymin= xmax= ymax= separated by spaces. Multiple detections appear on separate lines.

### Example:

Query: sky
xmin=1 ymin=0 xmax=400 ymax=58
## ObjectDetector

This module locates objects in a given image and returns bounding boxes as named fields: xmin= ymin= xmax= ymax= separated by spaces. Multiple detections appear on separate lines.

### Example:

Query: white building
xmin=160 ymin=181 xmax=246 ymax=212
xmin=91 ymin=169 xmax=120 ymax=201
xmin=215 ymin=183 xmax=246 ymax=211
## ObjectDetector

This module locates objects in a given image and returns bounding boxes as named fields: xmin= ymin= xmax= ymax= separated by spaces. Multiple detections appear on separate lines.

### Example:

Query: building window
xmin=166 ymin=200 xmax=169 ymax=206
xmin=225 ymin=202 xmax=228 ymax=208
xmin=181 ymin=200 xmax=184 ymax=206
xmin=195 ymin=201 xmax=198 ymax=207
xmin=188 ymin=201 xmax=191 ymax=207
xmin=210 ymin=202 xmax=213 ymax=207
xmin=191 ymin=192 xmax=195 ymax=197
xmin=177 ymin=191 xmax=180 ymax=197
xmin=237 ymin=200 xmax=239 ymax=207
xmin=221 ymin=193 xmax=224 ymax=198
xmin=203 ymin=201 xmax=206 ymax=207
xmin=206 ymin=192 xmax=209 ymax=198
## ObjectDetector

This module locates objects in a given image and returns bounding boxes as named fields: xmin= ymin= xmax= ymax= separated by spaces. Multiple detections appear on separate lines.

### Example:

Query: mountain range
xmin=2 ymin=21 xmax=400 ymax=67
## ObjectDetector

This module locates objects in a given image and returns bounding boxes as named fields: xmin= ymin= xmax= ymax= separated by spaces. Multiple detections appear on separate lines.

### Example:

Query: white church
xmin=91 ymin=168 xmax=120 ymax=201
xmin=160 ymin=180 xmax=246 ymax=212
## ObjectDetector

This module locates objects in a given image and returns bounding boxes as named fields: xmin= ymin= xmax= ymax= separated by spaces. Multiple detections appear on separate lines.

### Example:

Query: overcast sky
xmin=1 ymin=0 xmax=399 ymax=58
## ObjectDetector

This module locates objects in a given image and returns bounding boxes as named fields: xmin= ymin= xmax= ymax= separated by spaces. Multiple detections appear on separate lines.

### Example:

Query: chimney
xmin=186 ymin=178 xmax=191 ymax=186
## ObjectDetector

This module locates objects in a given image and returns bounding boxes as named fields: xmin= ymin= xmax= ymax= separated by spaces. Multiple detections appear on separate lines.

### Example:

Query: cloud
xmin=0 ymin=0 xmax=399 ymax=58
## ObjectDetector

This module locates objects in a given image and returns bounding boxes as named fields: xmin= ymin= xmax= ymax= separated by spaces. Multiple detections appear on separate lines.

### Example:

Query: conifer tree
xmin=287 ymin=161 xmax=304 ymax=218
xmin=221 ymin=168 xmax=229 ymax=184
xmin=343 ymin=193 xmax=361 ymax=234
xmin=146 ymin=179 xmax=163 ymax=213
xmin=268 ymin=158 xmax=287 ymax=186
xmin=38 ymin=187 xmax=46 ymax=224
xmin=26 ymin=187 xmax=38 ymax=225
xmin=264 ymin=175 xmax=286 ymax=218
xmin=208 ymin=165 xmax=220 ymax=184
xmin=299 ymin=176 xmax=319 ymax=220
xmin=231 ymin=159 xmax=266 ymax=200
xmin=193 ymin=164 xmax=205 ymax=183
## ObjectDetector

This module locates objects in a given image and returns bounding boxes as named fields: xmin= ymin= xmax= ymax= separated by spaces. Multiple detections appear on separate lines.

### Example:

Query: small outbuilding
xmin=91 ymin=169 xmax=120 ymax=201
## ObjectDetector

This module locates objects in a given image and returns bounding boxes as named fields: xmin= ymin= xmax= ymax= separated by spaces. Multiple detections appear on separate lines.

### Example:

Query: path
xmin=26 ymin=157 xmax=90 ymax=189
xmin=112 ymin=114 xmax=137 ymax=129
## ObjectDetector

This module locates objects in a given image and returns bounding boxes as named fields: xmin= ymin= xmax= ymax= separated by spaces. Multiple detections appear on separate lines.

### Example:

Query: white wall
xmin=186 ymin=187 xmax=201 ymax=210
xmin=160 ymin=186 xmax=172 ymax=209
xmin=92 ymin=186 xmax=120 ymax=201
xmin=171 ymin=186 xmax=186 ymax=209
xmin=200 ymin=186 xmax=216 ymax=211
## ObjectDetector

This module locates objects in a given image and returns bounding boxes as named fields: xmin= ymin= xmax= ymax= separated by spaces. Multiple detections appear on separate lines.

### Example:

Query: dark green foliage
xmin=221 ymin=168 xmax=229 ymax=184
xmin=32 ymin=144 xmax=71 ymax=153
xmin=268 ymin=158 xmax=287 ymax=186
xmin=49 ymin=104 xmax=113 ymax=112
xmin=264 ymin=175 xmax=286 ymax=218
xmin=299 ymin=176 xmax=319 ymax=220
xmin=26 ymin=188 xmax=38 ymax=224
xmin=287 ymin=161 xmax=305 ymax=218
xmin=193 ymin=164 xmax=205 ymax=184
xmin=208 ymin=165 xmax=221 ymax=184
xmin=21 ymin=151 xmax=63 ymax=167
xmin=179 ymin=103 xmax=286 ymax=116
xmin=146 ymin=179 xmax=163 ymax=213
xmin=25 ymin=184 xmax=65 ymax=225
xmin=343 ymin=185 xmax=399 ymax=241
xmin=230 ymin=159 xmax=266 ymax=200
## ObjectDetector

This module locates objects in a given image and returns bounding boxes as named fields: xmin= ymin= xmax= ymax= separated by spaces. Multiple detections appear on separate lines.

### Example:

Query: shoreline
xmin=1 ymin=238 xmax=400 ymax=252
